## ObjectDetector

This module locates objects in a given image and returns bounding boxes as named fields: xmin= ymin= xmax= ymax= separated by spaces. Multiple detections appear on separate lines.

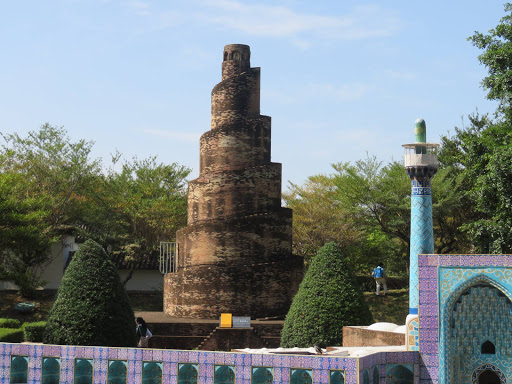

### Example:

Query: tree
xmin=432 ymin=4 xmax=512 ymax=253
xmin=0 ymin=173 xmax=55 ymax=297
xmin=0 ymin=125 xmax=98 ymax=296
xmin=84 ymin=155 xmax=191 ymax=284
xmin=0 ymin=124 xmax=190 ymax=293
xmin=44 ymin=240 xmax=136 ymax=347
xmin=280 ymin=242 xmax=373 ymax=348
xmin=331 ymin=157 xmax=411 ymax=274
xmin=282 ymin=175 xmax=360 ymax=264
xmin=468 ymin=3 xmax=512 ymax=118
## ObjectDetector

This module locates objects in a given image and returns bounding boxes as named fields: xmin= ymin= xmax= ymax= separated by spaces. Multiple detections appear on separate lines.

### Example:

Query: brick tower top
xmin=222 ymin=44 xmax=251 ymax=80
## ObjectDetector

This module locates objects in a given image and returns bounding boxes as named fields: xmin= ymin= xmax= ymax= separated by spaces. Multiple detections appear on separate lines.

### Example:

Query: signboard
xmin=232 ymin=316 xmax=251 ymax=328
xmin=220 ymin=313 xmax=232 ymax=328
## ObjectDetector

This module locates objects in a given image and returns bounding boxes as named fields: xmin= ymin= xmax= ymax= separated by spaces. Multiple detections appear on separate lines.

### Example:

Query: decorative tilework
xmin=107 ymin=359 xmax=127 ymax=384
xmin=1 ymin=342 xmax=426 ymax=384
xmin=41 ymin=357 xmax=60 ymax=384
xmin=385 ymin=364 xmax=414 ymax=384
xmin=10 ymin=355 xmax=28 ymax=384
xmin=372 ymin=365 xmax=379 ymax=384
xmin=409 ymin=180 xmax=434 ymax=313
xmin=329 ymin=369 xmax=345 ymax=384
xmin=439 ymin=266 xmax=512 ymax=384
xmin=142 ymin=361 xmax=162 ymax=384
xmin=406 ymin=317 xmax=419 ymax=352
xmin=214 ymin=364 xmax=235 ymax=384
xmin=251 ymin=366 xmax=273 ymax=383
xmin=362 ymin=368 xmax=370 ymax=384
xmin=290 ymin=368 xmax=312 ymax=384
xmin=178 ymin=363 xmax=198 ymax=384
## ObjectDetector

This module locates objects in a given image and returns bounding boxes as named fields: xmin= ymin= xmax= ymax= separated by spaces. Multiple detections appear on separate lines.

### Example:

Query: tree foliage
xmin=280 ymin=242 xmax=373 ymax=347
xmin=44 ymin=240 xmax=136 ymax=347
xmin=0 ymin=124 xmax=190 ymax=295
xmin=282 ymin=175 xmax=360 ymax=264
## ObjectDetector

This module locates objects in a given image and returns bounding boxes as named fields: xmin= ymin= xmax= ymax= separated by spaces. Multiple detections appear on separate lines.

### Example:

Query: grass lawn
xmin=364 ymin=289 xmax=410 ymax=325
xmin=0 ymin=289 xmax=408 ymax=326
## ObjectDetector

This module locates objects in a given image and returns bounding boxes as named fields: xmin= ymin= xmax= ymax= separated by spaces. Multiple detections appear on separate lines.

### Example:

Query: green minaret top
xmin=414 ymin=118 xmax=426 ymax=143
xmin=414 ymin=118 xmax=426 ymax=154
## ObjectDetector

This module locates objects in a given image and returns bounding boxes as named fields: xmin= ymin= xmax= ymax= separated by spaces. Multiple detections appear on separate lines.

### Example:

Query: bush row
xmin=0 ymin=319 xmax=46 ymax=343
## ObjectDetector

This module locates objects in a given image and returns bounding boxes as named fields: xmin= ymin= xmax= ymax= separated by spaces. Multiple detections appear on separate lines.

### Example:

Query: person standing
xmin=373 ymin=263 xmax=388 ymax=296
xmin=135 ymin=317 xmax=152 ymax=347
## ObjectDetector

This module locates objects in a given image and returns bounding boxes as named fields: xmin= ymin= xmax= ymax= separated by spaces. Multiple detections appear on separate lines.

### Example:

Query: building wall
xmin=0 ymin=236 xmax=161 ymax=293
xmin=1 ymin=342 xmax=419 ymax=384
xmin=418 ymin=254 xmax=512 ymax=384
xmin=118 ymin=270 xmax=163 ymax=292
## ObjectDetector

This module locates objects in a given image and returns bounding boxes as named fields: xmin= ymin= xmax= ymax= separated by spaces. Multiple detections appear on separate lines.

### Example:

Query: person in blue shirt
xmin=372 ymin=263 xmax=387 ymax=296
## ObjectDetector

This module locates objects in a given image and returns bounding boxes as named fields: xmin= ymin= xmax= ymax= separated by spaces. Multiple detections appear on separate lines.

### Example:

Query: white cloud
xmin=198 ymin=1 xmax=401 ymax=42
xmin=142 ymin=128 xmax=201 ymax=142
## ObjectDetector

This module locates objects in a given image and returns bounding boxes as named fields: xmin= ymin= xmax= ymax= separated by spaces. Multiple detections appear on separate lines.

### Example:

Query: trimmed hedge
xmin=281 ymin=242 xmax=374 ymax=348
xmin=23 ymin=321 xmax=47 ymax=342
xmin=0 ymin=318 xmax=22 ymax=329
xmin=0 ymin=328 xmax=24 ymax=343
xmin=44 ymin=240 xmax=136 ymax=347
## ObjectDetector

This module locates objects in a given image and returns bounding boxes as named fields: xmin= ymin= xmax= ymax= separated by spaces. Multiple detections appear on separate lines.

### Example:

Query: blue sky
xmin=0 ymin=1 xmax=504 ymax=187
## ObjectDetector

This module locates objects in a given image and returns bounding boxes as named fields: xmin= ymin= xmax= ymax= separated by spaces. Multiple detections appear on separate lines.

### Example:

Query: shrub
xmin=0 ymin=328 xmax=24 ymax=342
xmin=44 ymin=240 xmax=136 ymax=347
xmin=281 ymin=242 xmax=374 ymax=348
xmin=23 ymin=321 xmax=47 ymax=342
xmin=0 ymin=318 xmax=21 ymax=328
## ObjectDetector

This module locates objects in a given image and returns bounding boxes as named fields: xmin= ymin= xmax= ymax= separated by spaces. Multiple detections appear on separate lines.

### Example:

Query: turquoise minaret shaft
xmin=403 ymin=119 xmax=438 ymax=315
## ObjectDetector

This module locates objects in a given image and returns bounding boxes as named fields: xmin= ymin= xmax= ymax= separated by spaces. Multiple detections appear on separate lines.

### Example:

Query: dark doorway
xmin=479 ymin=370 xmax=501 ymax=384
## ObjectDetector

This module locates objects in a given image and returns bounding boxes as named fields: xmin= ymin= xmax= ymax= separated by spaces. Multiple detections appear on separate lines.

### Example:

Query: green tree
xmin=0 ymin=125 xmax=98 ymax=296
xmin=433 ymin=4 xmax=512 ymax=253
xmin=468 ymin=3 xmax=512 ymax=118
xmin=330 ymin=157 xmax=411 ymax=274
xmin=84 ymin=155 xmax=191 ymax=283
xmin=44 ymin=240 xmax=136 ymax=347
xmin=0 ymin=173 xmax=55 ymax=296
xmin=280 ymin=242 xmax=373 ymax=348
xmin=282 ymin=175 xmax=360 ymax=264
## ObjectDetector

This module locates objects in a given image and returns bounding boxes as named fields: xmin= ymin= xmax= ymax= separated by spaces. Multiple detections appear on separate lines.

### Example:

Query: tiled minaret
xmin=403 ymin=119 xmax=438 ymax=350
xmin=164 ymin=44 xmax=303 ymax=319
xmin=404 ymin=119 xmax=439 ymax=315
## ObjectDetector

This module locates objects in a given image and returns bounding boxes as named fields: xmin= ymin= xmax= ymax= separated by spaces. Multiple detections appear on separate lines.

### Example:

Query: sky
xmin=0 ymin=1 xmax=505 ymax=188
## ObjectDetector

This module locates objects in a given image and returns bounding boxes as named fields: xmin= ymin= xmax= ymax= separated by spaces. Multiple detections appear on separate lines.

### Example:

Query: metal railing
xmin=159 ymin=242 xmax=178 ymax=274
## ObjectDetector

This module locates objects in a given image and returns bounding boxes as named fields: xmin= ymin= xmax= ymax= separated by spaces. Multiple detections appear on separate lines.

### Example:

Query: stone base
xmin=164 ymin=256 xmax=303 ymax=319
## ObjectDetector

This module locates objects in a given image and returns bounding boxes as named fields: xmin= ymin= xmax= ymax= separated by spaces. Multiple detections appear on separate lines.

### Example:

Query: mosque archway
xmin=472 ymin=364 xmax=506 ymax=384
xmin=449 ymin=283 xmax=512 ymax=383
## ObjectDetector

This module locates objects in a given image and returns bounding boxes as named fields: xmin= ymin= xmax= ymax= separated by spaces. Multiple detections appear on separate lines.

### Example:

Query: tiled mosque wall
xmin=418 ymin=254 xmax=512 ymax=384
xmin=0 ymin=343 xmax=419 ymax=384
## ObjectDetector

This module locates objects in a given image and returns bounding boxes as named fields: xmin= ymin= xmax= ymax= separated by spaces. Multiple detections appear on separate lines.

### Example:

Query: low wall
xmin=0 ymin=342 xmax=421 ymax=383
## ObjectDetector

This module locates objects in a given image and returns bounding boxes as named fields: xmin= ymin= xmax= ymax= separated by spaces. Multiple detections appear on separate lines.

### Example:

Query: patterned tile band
xmin=409 ymin=178 xmax=434 ymax=314
xmin=1 ymin=343 xmax=420 ymax=384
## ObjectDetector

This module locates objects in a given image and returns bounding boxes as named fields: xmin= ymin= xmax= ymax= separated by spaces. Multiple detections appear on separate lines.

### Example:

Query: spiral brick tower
xmin=164 ymin=44 xmax=303 ymax=319
xmin=403 ymin=119 xmax=439 ymax=315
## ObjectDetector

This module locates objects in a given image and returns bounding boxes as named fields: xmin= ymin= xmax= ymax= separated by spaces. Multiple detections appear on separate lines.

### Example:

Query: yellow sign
xmin=220 ymin=313 xmax=232 ymax=328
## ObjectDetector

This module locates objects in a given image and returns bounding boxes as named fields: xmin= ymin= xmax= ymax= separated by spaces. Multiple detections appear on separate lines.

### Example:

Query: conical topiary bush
xmin=281 ymin=242 xmax=373 ymax=347
xmin=44 ymin=239 xmax=136 ymax=347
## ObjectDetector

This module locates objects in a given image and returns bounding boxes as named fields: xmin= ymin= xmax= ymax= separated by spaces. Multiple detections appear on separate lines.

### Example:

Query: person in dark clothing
xmin=135 ymin=317 xmax=151 ymax=347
